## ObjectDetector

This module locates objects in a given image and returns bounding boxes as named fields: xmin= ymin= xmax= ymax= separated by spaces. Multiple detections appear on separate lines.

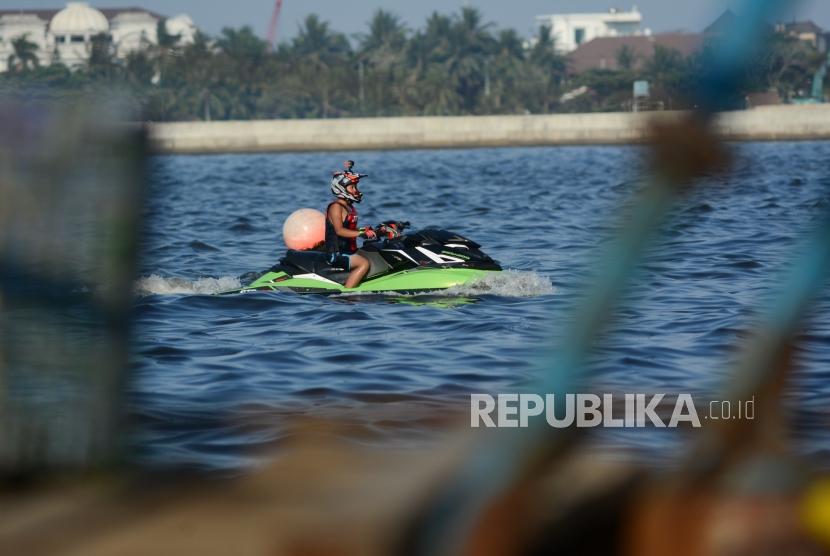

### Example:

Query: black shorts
xmin=327 ymin=252 xmax=352 ymax=270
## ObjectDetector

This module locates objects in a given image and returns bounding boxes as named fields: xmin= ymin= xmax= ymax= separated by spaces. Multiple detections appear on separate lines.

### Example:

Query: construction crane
xmin=265 ymin=0 xmax=284 ymax=52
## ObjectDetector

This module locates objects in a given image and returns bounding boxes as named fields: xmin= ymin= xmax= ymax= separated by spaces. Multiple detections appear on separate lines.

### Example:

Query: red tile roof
xmin=567 ymin=34 xmax=705 ymax=74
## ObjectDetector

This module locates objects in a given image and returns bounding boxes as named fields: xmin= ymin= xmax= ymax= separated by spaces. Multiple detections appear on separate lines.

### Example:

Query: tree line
xmin=1 ymin=7 xmax=826 ymax=120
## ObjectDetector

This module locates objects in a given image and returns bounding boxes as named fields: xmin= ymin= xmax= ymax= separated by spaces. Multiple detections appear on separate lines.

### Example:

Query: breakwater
xmin=147 ymin=104 xmax=830 ymax=154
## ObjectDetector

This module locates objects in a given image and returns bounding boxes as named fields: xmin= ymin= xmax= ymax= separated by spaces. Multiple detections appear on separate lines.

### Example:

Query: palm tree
xmin=645 ymin=44 xmax=692 ymax=107
xmin=157 ymin=18 xmax=181 ymax=49
xmin=495 ymin=29 xmax=524 ymax=60
xmin=150 ymin=19 xmax=182 ymax=85
xmin=7 ymin=34 xmax=40 ymax=73
xmin=402 ymin=12 xmax=456 ymax=114
xmin=125 ymin=50 xmax=154 ymax=85
xmin=87 ymin=33 xmax=118 ymax=79
xmin=423 ymin=12 xmax=452 ymax=47
xmin=358 ymin=10 xmax=407 ymax=115
xmin=528 ymin=25 xmax=564 ymax=71
xmin=217 ymin=26 xmax=265 ymax=62
xmin=215 ymin=26 xmax=269 ymax=118
xmin=446 ymin=7 xmax=496 ymax=113
xmin=194 ymin=33 xmax=229 ymax=120
xmin=484 ymin=29 xmax=526 ymax=112
xmin=523 ymin=25 xmax=567 ymax=113
xmin=360 ymin=9 xmax=407 ymax=53
xmin=288 ymin=15 xmax=352 ymax=118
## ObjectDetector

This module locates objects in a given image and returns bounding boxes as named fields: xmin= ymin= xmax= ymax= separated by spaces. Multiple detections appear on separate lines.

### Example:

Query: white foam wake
xmin=443 ymin=270 xmax=555 ymax=297
xmin=135 ymin=274 xmax=242 ymax=296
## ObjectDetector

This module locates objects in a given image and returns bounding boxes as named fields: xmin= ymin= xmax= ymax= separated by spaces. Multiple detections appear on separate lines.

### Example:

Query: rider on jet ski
xmin=326 ymin=160 xmax=377 ymax=288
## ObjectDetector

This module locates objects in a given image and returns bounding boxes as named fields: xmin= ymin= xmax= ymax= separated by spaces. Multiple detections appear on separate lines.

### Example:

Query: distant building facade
xmin=568 ymin=11 xmax=828 ymax=75
xmin=708 ymin=11 xmax=826 ymax=53
xmin=534 ymin=7 xmax=650 ymax=53
xmin=775 ymin=20 xmax=827 ymax=52
xmin=0 ymin=2 xmax=197 ymax=72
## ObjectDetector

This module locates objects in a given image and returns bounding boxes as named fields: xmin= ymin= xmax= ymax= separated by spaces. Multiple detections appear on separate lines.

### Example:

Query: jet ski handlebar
xmin=368 ymin=220 xmax=410 ymax=240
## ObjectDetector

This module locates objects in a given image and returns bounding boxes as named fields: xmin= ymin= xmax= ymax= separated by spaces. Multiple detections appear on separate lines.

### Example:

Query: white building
xmin=110 ymin=11 xmax=160 ymax=59
xmin=0 ymin=2 xmax=197 ymax=72
xmin=51 ymin=2 xmax=110 ymax=67
xmin=0 ymin=13 xmax=50 ymax=70
xmin=534 ymin=7 xmax=650 ymax=53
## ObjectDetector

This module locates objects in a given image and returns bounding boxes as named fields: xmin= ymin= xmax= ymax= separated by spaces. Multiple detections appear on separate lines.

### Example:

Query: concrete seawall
xmin=147 ymin=104 xmax=830 ymax=154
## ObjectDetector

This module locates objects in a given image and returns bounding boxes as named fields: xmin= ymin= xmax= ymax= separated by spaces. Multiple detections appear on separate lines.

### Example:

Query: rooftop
xmin=0 ymin=6 xmax=164 ymax=23
xmin=781 ymin=20 xmax=824 ymax=35
xmin=704 ymin=9 xmax=738 ymax=35
xmin=536 ymin=8 xmax=642 ymax=22
xmin=568 ymin=33 xmax=705 ymax=73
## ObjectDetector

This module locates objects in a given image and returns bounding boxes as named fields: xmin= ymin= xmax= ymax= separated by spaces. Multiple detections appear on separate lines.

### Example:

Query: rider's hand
xmin=378 ymin=224 xmax=400 ymax=238
xmin=361 ymin=226 xmax=377 ymax=240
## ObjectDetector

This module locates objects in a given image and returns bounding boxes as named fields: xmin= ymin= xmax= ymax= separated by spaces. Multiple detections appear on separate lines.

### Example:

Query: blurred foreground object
xmin=2 ymin=0 xmax=830 ymax=553
xmin=0 ymin=95 xmax=145 ymax=472
xmin=391 ymin=0 xmax=830 ymax=554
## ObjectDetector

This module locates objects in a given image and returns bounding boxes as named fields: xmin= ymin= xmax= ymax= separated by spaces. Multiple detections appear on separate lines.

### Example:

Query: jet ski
xmin=220 ymin=221 xmax=502 ymax=295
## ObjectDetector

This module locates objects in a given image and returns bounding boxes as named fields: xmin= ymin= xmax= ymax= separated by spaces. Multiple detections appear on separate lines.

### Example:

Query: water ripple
xmin=132 ymin=142 xmax=830 ymax=470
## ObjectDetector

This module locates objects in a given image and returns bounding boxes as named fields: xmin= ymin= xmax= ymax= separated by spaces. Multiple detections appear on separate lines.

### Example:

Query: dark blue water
xmin=132 ymin=142 xmax=830 ymax=471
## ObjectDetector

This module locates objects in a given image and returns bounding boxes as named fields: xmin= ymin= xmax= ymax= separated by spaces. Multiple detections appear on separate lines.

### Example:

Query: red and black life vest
xmin=325 ymin=201 xmax=358 ymax=254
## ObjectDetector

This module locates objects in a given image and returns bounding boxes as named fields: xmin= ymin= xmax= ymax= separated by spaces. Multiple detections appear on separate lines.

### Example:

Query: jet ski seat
xmin=280 ymin=250 xmax=350 ymax=284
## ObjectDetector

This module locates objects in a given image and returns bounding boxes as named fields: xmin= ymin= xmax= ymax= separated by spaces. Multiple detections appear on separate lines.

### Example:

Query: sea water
xmin=132 ymin=142 xmax=830 ymax=471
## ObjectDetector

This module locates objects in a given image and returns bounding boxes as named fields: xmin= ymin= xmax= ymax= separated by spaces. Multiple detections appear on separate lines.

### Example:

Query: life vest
xmin=325 ymin=201 xmax=358 ymax=254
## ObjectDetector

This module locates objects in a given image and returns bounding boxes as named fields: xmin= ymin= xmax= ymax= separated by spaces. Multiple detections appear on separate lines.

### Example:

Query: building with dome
xmin=0 ymin=2 xmax=197 ymax=72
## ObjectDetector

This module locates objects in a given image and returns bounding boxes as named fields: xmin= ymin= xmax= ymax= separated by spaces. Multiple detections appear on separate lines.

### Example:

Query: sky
xmin=11 ymin=1 xmax=830 ymax=43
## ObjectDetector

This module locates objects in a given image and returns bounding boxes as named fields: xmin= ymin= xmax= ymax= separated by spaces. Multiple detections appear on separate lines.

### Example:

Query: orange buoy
xmin=282 ymin=208 xmax=325 ymax=250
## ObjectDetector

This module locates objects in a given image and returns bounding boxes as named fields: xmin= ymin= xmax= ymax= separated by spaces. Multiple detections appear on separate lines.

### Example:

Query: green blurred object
xmin=0 ymin=96 xmax=145 ymax=473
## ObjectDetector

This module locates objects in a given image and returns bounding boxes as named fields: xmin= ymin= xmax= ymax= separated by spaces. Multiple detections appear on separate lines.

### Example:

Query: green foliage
xmin=522 ymin=25 xmax=567 ymax=113
xmin=2 ymin=9 xmax=824 ymax=119
xmin=643 ymin=44 xmax=695 ymax=108
xmin=572 ymin=69 xmax=633 ymax=111
xmin=7 ymin=34 xmax=40 ymax=73
xmin=357 ymin=10 xmax=408 ymax=115
xmin=88 ymin=33 xmax=118 ymax=79
xmin=156 ymin=18 xmax=180 ymax=49
xmin=743 ymin=32 xmax=826 ymax=99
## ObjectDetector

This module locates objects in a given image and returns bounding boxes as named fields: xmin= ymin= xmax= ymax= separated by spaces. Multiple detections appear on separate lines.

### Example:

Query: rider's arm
xmin=327 ymin=203 xmax=363 ymax=239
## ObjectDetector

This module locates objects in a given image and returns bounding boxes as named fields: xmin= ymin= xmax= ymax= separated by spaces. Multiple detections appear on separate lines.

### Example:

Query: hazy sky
xmin=11 ymin=1 xmax=830 ymax=42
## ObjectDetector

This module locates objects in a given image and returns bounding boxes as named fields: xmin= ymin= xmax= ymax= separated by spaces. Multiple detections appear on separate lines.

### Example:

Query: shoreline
xmin=147 ymin=104 xmax=830 ymax=154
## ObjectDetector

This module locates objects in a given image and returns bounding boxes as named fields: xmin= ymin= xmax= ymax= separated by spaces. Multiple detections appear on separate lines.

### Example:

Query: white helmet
xmin=330 ymin=160 xmax=366 ymax=203
xmin=330 ymin=172 xmax=363 ymax=203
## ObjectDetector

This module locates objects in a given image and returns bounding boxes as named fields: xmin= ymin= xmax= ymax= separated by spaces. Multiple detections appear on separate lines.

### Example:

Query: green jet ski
xmin=219 ymin=222 xmax=502 ymax=295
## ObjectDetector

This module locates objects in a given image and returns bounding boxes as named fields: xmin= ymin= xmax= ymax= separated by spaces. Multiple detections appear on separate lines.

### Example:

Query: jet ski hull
xmin=218 ymin=227 xmax=502 ymax=295
xmin=221 ymin=267 xmax=499 ymax=295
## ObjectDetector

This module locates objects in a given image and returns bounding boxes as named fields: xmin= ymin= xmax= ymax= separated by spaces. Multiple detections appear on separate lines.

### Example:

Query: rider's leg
xmin=345 ymin=254 xmax=370 ymax=288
